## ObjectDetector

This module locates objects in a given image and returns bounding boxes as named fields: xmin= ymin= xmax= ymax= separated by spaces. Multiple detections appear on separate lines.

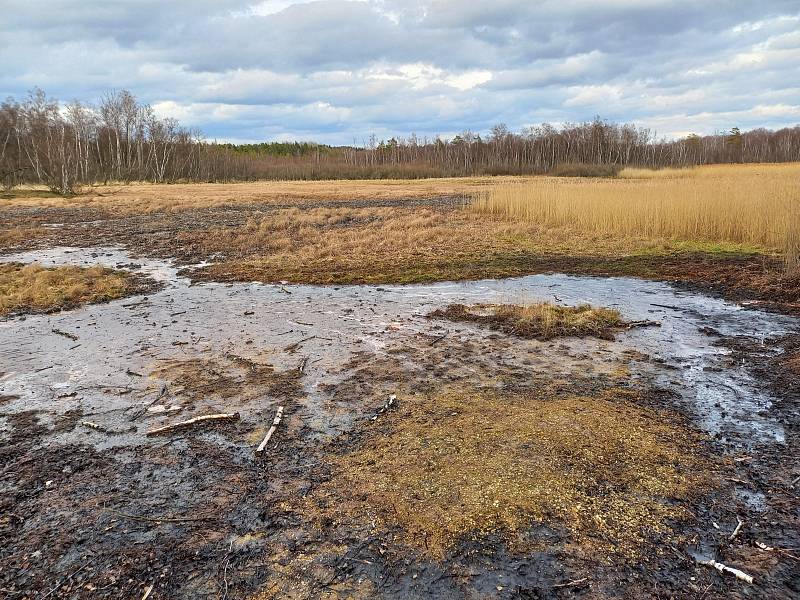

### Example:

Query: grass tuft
xmin=0 ymin=262 xmax=133 ymax=316
xmin=430 ymin=302 xmax=625 ymax=340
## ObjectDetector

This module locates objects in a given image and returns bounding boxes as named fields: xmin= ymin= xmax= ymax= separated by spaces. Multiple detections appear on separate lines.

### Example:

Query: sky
xmin=1 ymin=0 xmax=799 ymax=144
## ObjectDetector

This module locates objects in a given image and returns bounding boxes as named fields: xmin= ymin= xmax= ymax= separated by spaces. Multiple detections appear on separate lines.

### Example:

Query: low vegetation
xmin=307 ymin=387 xmax=708 ymax=558
xmin=0 ymin=263 xmax=134 ymax=316
xmin=430 ymin=302 xmax=625 ymax=340
xmin=473 ymin=163 xmax=800 ymax=272
xmin=550 ymin=162 xmax=622 ymax=177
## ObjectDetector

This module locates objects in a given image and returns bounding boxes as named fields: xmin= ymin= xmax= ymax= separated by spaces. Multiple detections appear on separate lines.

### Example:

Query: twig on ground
xmin=284 ymin=336 xmax=315 ymax=352
xmin=256 ymin=406 xmax=285 ymax=453
xmin=730 ymin=517 xmax=744 ymax=541
xmin=755 ymin=541 xmax=800 ymax=561
xmin=698 ymin=559 xmax=754 ymax=584
xmin=146 ymin=412 xmax=239 ymax=436
xmin=371 ymin=395 xmax=398 ymax=421
xmin=52 ymin=328 xmax=78 ymax=341
xmin=430 ymin=332 xmax=448 ymax=345
xmin=552 ymin=577 xmax=588 ymax=589
xmin=623 ymin=319 xmax=661 ymax=329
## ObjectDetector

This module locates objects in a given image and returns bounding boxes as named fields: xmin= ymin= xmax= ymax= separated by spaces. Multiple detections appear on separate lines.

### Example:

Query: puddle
xmin=1 ymin=246 xmax=797 ymax=450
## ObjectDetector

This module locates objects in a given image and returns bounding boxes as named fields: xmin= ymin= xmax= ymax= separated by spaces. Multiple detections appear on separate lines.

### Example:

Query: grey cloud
xmin=0 ymin=1 xmax=798 ymax=143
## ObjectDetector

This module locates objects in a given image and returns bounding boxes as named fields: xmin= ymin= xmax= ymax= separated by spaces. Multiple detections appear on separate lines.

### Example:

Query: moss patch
xmin=305 ymin=387 xmax=710 ymax=559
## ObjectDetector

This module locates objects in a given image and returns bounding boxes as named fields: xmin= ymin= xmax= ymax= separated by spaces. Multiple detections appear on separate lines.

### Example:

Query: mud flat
xmin=1 ymin=247 xmax=799 ymax=599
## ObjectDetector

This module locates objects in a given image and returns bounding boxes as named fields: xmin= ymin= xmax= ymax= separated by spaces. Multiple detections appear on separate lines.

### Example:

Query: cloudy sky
xmin=1 ymin=1 xmax=799 ymax=144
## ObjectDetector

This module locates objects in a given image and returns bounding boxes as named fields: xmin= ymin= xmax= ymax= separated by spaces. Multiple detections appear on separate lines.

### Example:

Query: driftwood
xmin=698 ymin=558 xmax=754 ymax=584
xmin=146 ymin=413 xmax=239 ymax=436
xmin=256 ymin=406 xmax=285 ymax=453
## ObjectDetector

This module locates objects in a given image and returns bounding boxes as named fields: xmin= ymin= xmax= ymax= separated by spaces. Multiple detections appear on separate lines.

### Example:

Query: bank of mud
xmin=1 ymin=247 xmax=798 ymax=598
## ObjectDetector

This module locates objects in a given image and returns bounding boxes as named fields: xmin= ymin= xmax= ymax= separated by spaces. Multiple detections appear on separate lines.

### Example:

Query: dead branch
xmin=730 ymin=517 xmax=744 ymax=541
xmin=52 ymin=328 xmax=78 ymax=341
xmin=552 ymin=577 xmax=588 ymax=589
xmin=371 ymin=394 xmax=398 ymax=421
xmin=755 ymin=541 xmax=800 ymax=561
xmin=146 ymin=413 xmax=239 ymax=436
xmin=256 ymin=406 xmax=285 ymax=453
xmin=623 ymin=319 xmax=661 ymax=329
xmin=284 ymin=336 xmax=315 ymax=352
xmin=698 ymin=559 xmax=754 ymax=584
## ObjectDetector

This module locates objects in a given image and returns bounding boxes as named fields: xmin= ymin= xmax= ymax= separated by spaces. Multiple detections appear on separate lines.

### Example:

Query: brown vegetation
xmin=306 ymin=387 xmax=709 ymax=558
xmin=430 ymin=302 xmax=625 ymax=340
xmin=474 ymin=163 xmax=800 ymax=272
xmin=0 ymin=263 xmax=134 ymax=316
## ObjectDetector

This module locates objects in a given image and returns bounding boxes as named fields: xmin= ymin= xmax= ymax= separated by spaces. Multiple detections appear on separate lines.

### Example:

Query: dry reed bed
xmin=474 ymin=163 xmax=800 ymax=270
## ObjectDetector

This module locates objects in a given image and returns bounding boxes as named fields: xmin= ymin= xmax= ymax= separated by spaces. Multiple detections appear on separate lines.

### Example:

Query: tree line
xmin=2 ymin=88 xmax=799 ymax=194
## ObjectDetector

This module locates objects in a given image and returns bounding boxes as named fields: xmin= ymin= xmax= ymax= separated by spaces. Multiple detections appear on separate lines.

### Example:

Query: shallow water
xmin=1 ymin=246 xmax=796 ymax=450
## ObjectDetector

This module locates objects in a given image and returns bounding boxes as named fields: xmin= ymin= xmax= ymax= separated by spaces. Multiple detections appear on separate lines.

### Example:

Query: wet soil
xmin=1 ymin=244 xmax=798 ymax=598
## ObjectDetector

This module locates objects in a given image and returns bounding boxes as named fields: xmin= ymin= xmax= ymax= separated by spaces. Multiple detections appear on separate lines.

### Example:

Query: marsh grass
xmin=307 ymin=387 xmax=708 ymax=558
xmin=430 ymin=302 xmax=625 ymax=340
xmin=0 ymin=262 xmax=132 ymax=316
xmin=474 ymin=163 xmax=800 ymax=271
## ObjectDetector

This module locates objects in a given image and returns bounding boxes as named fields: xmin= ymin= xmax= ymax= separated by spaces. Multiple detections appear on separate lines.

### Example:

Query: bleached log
xmin=146 ymin=413 xmax=239 ymax=436
xmin=255 ymin=406 xmax=284 ymax=453
xmin=698 ymin=559 xmax=754 ymax=584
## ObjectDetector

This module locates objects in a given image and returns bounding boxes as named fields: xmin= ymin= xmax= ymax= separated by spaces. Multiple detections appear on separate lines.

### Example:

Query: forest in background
xmin=2 ymin=88 xmax=800 ymax=195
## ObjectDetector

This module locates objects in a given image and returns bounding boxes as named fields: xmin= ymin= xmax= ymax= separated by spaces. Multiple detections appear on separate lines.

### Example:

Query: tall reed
xmin=473 ymin=163 xmax=800 ymax=272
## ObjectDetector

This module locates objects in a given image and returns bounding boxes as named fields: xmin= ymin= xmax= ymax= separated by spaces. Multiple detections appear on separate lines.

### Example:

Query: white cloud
xmin=0 ymin=0 xmax=798 ymax=143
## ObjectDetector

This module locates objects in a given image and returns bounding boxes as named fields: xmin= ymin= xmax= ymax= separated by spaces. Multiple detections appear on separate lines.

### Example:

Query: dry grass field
xmin=1 ymin=163 xmax=798 ymax=309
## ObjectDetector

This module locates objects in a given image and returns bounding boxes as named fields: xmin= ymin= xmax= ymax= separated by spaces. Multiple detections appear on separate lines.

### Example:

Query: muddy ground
xmin=0 ymin=193 xmax=799 ymax=599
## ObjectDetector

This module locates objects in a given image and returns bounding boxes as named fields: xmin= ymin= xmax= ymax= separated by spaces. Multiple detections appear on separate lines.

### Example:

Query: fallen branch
xmin=698 ymin=559 xmax=754 ymax=584
xmin=755 ymin=541 xmax=800 ymax=561
xmin=256 ymin=406 xmax=285 ymax=453
xmin=552 ymin=577 xmax=588 ymax=589
xmin=623 ymin=319 xmax=661 ymax=329
xmin=52 ymin=328 xmax=78 ymax=341
xmin=730 ymin=517 xmax=744 ymax=541
xmin=430 ymin=332 xmax=448 ymax=346
xmin=371 ymin=395 xmax=398 ymax=421
xmin=284 ymin=336 xmax=315 ymax=353
xmin=146 ymin=413 xmax=239 ymax=436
